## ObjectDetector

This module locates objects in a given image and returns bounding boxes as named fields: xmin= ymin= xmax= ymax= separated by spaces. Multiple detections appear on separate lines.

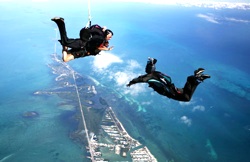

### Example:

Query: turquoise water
xmin=1 ymin=1 xmax=250 ymax=162
xmin=0 ymin=95 xmax=84 ymax=162
xmin=0 ymin=3 xmax=85 ymax=162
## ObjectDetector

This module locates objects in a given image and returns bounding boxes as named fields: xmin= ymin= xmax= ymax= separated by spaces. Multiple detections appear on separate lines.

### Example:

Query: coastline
xmin=35 ymin=54 xmax=157 ymax=161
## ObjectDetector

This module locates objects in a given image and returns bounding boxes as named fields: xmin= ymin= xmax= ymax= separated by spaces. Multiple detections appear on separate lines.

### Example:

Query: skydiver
xmin=51 ymin=17 xmax=114 ymax=62
xmin=126 ymin=57 xmax=211 ymax=102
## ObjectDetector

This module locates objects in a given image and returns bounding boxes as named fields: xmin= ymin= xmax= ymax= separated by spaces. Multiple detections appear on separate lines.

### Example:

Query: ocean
xmin=1 ymin=1 xmax=250 ymax=162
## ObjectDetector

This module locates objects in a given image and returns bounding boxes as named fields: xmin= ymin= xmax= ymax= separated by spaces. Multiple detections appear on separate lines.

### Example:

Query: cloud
xmin=124 ymin=84 xmax=148 ymax=96
xmin=106 ymin=0 xmax=250 ymax=10
xmin=112 ymin=61 xmax=147 ymax=96
xmin=114 ymin=71 xmax=130 ymax=86
xmin=197 ymin=13 xmax=250 ymax=25
xmin=107 ymin=0 xmax=176 ymax=5
xmin=92 ymin=52 xmax=123 ymax=72
xmin=176 ymin=1 xmax=250 ymax=10
xmin=225 ymin=17 xmax=250 ymax=23
xmin=192 ymin=105 xmax=205 ymax=112
xmin=113 ymin=59 xmax=142 ymax=87
xmin=32 ymin=0 xmax=48 ymax=2
xmin=179 ymin=100 xmax=195 ymax=106
xmin=126 ymin=59 xmax=141 ymax=70
xmin=91 ymin=52 xmax=147 ymax=96
xmin=180 ymin=116 xmax=192 ymax=126
xmin=197 ymin=13 xmax=220 ymax=24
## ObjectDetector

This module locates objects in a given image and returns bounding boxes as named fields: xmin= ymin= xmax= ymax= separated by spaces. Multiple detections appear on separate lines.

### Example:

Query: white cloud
xmin=179 ymin=1 xmax=250 ymax=10
xmin=197 ymin=13 xmax=220 ymax=24
xmin=179 ymin=100 xmax=196 ymax=106
xmin=91 ymin=52 xmax=147 ymax=96
xmin=114 ymin=71 xmax=130 ymax=86
xmin=225 ymin=17 xmax=250 ymax=23
xmin=124 ymin=84 xmax=148 ymax=96
xmin=126 ymin=59 xmax=141 ymax=70
xmin=32 ymin=0 xmax=48 ymax=2
xmin=92 ymin=52 xmax=123 ymax=72
xmin=106 ymin=0 xmax=250 ymax=10
xmin=197 ymin=13 xmax=250 ymax=24
xmin=107 ymin=0 xmax=176 ymax=5
xmin=112 ymin=59 xmax=142 ymax=87
xmin=180 ymin=115 xmax=192 ymax=126
xmin=112 ymin=63 xmax=147 ymax=96
xmin=192 ymin=105 xmax=205 ymax=112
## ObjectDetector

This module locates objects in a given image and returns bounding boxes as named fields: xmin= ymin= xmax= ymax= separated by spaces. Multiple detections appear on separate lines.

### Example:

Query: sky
xmin=1 ymin=0 xmax=250 ymax=8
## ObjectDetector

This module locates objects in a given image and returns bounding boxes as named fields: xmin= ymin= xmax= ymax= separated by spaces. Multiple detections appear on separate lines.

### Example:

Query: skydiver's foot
xmin=194 ymin=68 xmax=205 ymax=77
xmin=148 ymin=57 xmax=157 ymax=64
xmin=197 ymin=74 xmax=211 ymax=82
xmin=51 ymin=17 xmax=64 ymax=22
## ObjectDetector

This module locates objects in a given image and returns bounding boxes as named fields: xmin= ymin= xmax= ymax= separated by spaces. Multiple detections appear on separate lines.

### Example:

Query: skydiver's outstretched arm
xmin=127 ymin=57 xmax=158 ymax=87
xmin=126 ymin=74 xmax=152 ymax=87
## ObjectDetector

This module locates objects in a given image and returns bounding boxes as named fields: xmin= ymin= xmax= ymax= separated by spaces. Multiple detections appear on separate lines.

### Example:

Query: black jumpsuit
xmin=127 ymin=59 xmax=200 ymax=102
xmin=52 ymin=19 xmax=105 ymax=58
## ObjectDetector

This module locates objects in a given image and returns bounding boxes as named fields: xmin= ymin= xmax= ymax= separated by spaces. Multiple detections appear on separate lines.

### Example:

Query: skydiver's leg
xmin=63 ymin=48 xmax=89 ymax=62
xmin=51 ymin=17 xmax=69 ymax=46
xmin=181 ymin=69 xmax=210 ymax=101
xmin=181 ymin=75 xmax=200 ymax=101
xmin=52 ymin=17 xmax=77 ymax=62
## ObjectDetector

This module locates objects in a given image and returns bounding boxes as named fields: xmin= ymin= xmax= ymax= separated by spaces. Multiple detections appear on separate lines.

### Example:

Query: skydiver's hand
xmin=104 ymin=41 xmax=109 ymax=47
xmin=126 ymin=83 xmax=131 ymax=87
xmin=108 ymin=46 xmax=114 ymax=51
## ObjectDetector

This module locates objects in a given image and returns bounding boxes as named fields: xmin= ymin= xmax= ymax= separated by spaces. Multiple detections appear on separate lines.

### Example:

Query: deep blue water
xmin=0 ymin=1 xmax=250 ymax=162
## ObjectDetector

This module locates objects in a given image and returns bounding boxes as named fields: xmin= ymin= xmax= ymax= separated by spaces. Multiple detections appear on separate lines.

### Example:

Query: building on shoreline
xmin=87 ymin=107 xmax=157 ymax=162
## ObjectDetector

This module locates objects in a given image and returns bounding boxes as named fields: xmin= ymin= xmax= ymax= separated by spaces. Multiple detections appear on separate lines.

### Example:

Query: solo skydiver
xmin=127 ymin=57 xmax=211 ymax=102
